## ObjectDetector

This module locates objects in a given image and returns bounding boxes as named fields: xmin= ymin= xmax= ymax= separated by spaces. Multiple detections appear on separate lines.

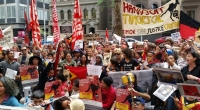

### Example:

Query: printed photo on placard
xmin=115 ymin=89 xmax=130 ymax=110
xmin=154 ymin=68 xmax=184 ymax=84
xmin=177 ymin=83 xmax=200 ymax=98
xmin=153 ymin=84 xmax=176 ymax=101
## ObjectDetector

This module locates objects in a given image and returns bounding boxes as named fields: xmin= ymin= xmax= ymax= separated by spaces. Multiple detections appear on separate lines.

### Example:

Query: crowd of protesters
xmin=0 ymin=36 xmax=200 ymax=110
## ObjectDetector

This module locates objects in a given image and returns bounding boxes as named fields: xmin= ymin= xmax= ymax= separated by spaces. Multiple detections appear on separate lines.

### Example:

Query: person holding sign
xmin=0 ymin=77 xmax=23 ymax=106
xmin=128 ymin=97 xmax=145 ymax=110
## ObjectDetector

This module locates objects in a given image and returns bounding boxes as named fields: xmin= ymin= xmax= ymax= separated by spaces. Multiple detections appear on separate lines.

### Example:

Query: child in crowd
xmin=28 ymin=90 xmax=46 ymax=106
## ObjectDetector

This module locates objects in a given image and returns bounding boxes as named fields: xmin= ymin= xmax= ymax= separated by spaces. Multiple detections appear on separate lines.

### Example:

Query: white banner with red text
xmin=121 ymin=0 xmax=181 ymax=36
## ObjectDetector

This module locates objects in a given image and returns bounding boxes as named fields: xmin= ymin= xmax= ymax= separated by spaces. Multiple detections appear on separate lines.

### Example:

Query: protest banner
xmin=79 ymin=76 xmax=102 ymax=107
xmin=177 ymin=83 xmax=200 ymax=99
xmin=84 ymin=34 xmax=101 ymax=42
xmin=121 ymin=0 xmax=181 ymax=36
xmin=115 ymin=89 xmax=130 ymax=110
xmin=108 ymin=70 xmax=153 ymax=94
xmin=0 ymin=26 xmax=14 ymax=49
xmin=44 ymin=80 xmax=63 ymax=100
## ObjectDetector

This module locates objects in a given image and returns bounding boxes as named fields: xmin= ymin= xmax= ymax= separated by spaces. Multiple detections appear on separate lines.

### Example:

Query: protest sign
xmin=87 ymin=65 xmax=102 ymax=78
xmin=121 ymin=0 xmax=181 ymax=36
xmin=44 ymin=80 xmax=63 ymax=100
xmin=153 ymin=84 xmax=176 ymax=101
xmin=5 ymin=68 xmax=17 ymax=80
xmin=171 ymin=32 xmax=181 ymax=41
xmin=1 ymin=26 xmax=14 ymax=49
xmin=103 ymin=52 xmax=112 ymax=66
xmin=20 ymin=66 xmax=39 ymax=83
xmin=79 ymin=76 xmax=102 ymax=107
xmin=153 ymin=68 xmax=185 ymax=85
xmin=74 ymin=40 xmax=83 ymax=49
xmin=177 ymin=83 xmax=200 ymax=99
xmin=84 ymin=34 xmax=100 ymax=41
xmin=115 ymin=89 xmax=130 ymax=110
xmin=113 ymin=34 xmax=121 ymax=45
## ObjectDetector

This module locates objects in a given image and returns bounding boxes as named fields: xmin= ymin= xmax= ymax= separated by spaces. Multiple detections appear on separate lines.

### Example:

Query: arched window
xmin=60 ymin=10 xmax=64 ymax=20
xmin=91 ymin=8 xmax=96 ymax=18
xmin=136 ymin=4 xmax=145 ymax=9
xmin=83 ymin=8 xmax=88 ymax=19
xmin=151 ymin=3 xmax=158 ymax=9
xmin=67 ymin=10 xmax=72 ymax=20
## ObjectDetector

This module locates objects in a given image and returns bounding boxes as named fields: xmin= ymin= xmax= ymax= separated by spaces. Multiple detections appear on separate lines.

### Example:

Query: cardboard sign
xmin=177 ymin=83 xmax=200 ymax=99
xmin=84 ymin=34 xmax=100 ymax=41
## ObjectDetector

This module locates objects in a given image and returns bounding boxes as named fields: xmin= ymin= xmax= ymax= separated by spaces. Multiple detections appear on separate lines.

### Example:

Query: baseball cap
xmin=128 ymin=97 xmax=145 ymax=105
xmin=166 ymin=49 xmax=174 ymax=55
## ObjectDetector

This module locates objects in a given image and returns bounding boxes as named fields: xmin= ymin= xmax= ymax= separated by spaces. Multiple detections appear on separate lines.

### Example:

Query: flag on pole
xmin=29 ymin=0 xmax=42 ymax=48
xmin=24 ymin=10 xmax=30 ymax=45
xmin=0 ymin=27 xmax=3 ymax=39
xmin=71 ymin=0 xmax=83 ymax=50
xmin=106 ymin=28 xmax=109 ymax=42
xmin=52 ymin=0 xmax=60 ymax=46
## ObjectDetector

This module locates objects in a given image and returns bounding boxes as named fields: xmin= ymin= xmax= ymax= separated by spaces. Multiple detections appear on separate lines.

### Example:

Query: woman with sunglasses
xmin=106 ymin=48 xmax=122 ymax=73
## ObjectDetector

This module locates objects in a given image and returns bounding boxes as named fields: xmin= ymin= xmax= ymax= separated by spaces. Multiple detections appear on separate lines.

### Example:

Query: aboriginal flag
xmin=180 ymin=11 xmax=200 ymax=40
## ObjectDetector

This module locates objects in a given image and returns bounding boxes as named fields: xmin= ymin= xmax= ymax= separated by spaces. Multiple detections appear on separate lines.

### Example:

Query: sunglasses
xmin=114 ymin=53 xmax=121 ymax=55
xmin=133 ymin=101 xmax=142 ymax=105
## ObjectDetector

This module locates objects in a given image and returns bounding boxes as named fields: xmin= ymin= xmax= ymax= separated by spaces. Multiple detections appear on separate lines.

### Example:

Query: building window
xmin=19 ymin=6 xmax=26 ymax=18
xmin=37 ymin=9 xmax=43 ymax=20
xmin=91 ymin=8 xmax=96 ymax=18
xmin=60 ymin=10 xmax=64 ymax=20
xmin=151 ymin=3 xmax=158 ymax=9
xmin=67 ymin=10 xmax=72 ymax=20
xmin=83 ymin=8 xmax=88 ymax=19
xmin=136 ymin=4 xmax=145 ymax=9
xmin=0 ymin=6 xmax=5 ymax=19
xmin=187 ymin=10 xmax=195 ymax=19
xmin=7 ymin=6 xmax=16 ymax=18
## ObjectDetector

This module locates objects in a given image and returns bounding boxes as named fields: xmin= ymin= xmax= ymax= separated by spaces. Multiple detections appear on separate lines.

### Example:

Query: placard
xmin=115 ymin=89 xmax=130 ymax=110
xmin=20 ymin=66 xmax=39 ymax=81
xmin=87 ymin=65 xmax=102 ymax=78
xmin=195 ymin=31 xmax=200 ymax=43
xmin=171 ymin=32 xmax=181 ymax=41
xmin=5 ymin=68 xmax=17 ymax=79
xmin=84 ymin=34 xmax=100 ymax=41
xmin=177 ymin=83 xmax=200 ymax=99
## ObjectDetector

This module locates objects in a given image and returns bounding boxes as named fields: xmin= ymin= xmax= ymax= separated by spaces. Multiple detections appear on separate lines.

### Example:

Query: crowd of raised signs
xmin=0 ymin=36 xmax=200 ymax=110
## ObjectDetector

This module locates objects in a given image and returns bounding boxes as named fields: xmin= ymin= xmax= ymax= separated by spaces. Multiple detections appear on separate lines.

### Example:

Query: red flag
xmin=180 ymin=11 xmax=200 ymax=40
xmin=106 ymin=28 xmax=109 ymax=42
xmin=71 ymin=0 xmax=83 ymax=50
xmin=29 ymin=0 xmax=42 ymax=48
xmin=0 ymin=27 xmax=3 ymax=39
xmin=64 ymin=66 xmax=87 ymax=81
xmin=52 ymin=0 xmax=60 ymax=46
xmin=24 ymin=34 xmax=30 ymax=46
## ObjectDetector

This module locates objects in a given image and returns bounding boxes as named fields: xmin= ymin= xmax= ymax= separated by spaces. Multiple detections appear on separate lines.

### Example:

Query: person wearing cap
xmin=128 ymin=97 xmax=145 ymax=110
xmin=17 ymin=47 xmax=31 ymax=65
xmin=101 ymin=76 xmax=116 ymax=110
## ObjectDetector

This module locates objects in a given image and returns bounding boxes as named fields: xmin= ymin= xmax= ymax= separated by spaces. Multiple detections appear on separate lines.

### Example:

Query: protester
xmin=29 ymin=55 xmax=44 ymax=74
xmin=77 ymin=54 xmax=88 ymax=67
xmin=17 ymin=47 xmax=31 ymax=65
xmin=54 ymin=96 xmax=71 ymax=110
xmin=59 ymin=52 xmax=76 ymax=67
xmin=0 ymin=77 xmax=22 ymax=106
xmin=101 ymin=76 xmax=116 ymax=110
xmin=28 ymin=90 xmax=46 ymax=106
xmin=70 ymin=99 xmax=85 ymax=110
xmin=128 ymin=97 xmax=145 ymax=110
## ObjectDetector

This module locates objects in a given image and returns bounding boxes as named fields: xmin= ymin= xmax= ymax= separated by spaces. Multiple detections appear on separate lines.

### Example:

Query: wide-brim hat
xmin=29 ymin=56 xmax=42 ymax=65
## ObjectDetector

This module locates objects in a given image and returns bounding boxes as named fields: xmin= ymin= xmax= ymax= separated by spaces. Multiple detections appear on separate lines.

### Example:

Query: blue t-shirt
xmin=1 ymin=96 xmax=23 ymax=107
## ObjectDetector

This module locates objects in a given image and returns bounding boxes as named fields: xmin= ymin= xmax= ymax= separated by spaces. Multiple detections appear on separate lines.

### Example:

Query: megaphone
xmin=121 ymin=73 xmax=135 ymax=85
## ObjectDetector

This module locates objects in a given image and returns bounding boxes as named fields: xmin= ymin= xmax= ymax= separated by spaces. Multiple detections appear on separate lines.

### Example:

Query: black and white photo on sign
xmin=171 ymin=32 xmax=181 ymax=41
xmin=153 ymin=84 xmax=177 ymax=101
